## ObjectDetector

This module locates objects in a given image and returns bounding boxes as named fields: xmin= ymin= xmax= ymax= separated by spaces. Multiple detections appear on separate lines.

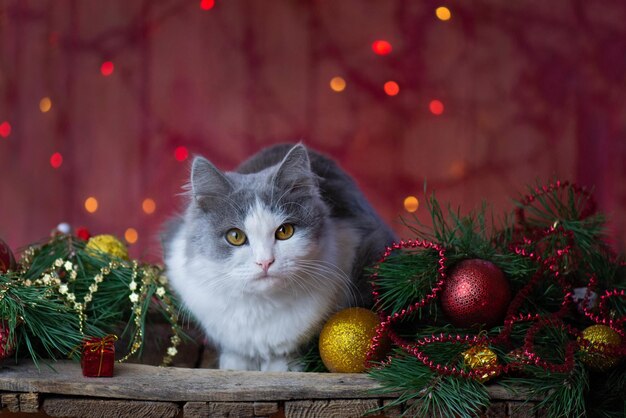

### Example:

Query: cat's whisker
xmin=290 ymin=262 xmax=359 ymax=307
xmin=294 ymin=261 xmax=363 ymax=307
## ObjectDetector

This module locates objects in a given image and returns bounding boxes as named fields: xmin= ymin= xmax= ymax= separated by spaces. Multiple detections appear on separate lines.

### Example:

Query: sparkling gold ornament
xmin=86 ymin=234 xmax=129 ymax=260
xmin=462 ymin=345 xmax=499 ymax=383
xmin=579 ymin=325 xmax=622 ymax=371
xmin=319 ymin=307 xmax=380 ymax=373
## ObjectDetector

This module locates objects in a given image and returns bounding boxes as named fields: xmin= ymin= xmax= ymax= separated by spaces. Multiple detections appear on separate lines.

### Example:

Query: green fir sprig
xmin=367 ymin=182 xmax=625 ymax=418
xmin=0 ymin=273 xmax=91 ymax=366
xmin=1 ymin=233 xmax=184 ymax=367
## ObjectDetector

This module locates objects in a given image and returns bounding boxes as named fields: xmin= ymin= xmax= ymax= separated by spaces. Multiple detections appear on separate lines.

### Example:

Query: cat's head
xmin=184 ymin=144 xmax=332 ymax=294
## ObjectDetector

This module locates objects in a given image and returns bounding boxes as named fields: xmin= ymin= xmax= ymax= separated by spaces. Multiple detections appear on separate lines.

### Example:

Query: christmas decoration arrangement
xmin=0 ymin=230 xmax=183 ymax=372
xmin=361 ymin=181 xmax=625 ymax=417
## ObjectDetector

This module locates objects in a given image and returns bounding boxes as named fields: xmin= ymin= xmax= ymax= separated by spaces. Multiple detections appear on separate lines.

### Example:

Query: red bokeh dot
xmin=0 ymin=121 xmax=11 ymax=138
xmin=372 ymin=40 xmax=392 ymax=55
xmin=429 ymin=99 xmax=445 ymax=115
xmin=76 ymin=227 xmax=91 ymax=241
xmin=174 ymin=146 xmax=189 ymax=162
xmin=50 ymin=152 xmax=63 ymax=169
xmin=384 ymin=81 xmax=400 ymax=96
xmin=100 ymin=61 xmax=114 ymax=76
xmin=200 ymin=0 xmax=215 ymax=10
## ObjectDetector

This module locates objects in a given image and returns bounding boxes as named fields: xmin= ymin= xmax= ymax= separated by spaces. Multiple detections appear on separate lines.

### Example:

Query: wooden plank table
xmin=0 ymin=361 xmax=542 ymax=417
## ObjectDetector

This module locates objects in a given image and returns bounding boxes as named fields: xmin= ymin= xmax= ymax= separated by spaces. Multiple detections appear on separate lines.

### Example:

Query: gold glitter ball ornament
xmin=86 ymin=234 xmax=129 ymax=260
xmin=319 ymin=307 xmax=380 ymax=373
xmin=462 ymin=345 xmax=499 ymax=383
xmin=579 ymin=324 xmax=622 ymax=371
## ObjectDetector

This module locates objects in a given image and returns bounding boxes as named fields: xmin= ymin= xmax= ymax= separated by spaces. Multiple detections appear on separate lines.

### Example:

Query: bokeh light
xmin=436 ymin=6 xmax=452 ymax=21
xmin=0 ymin=121 xmax=11 ymax=138
xmin=100 ymin=61 xmax=114 ymax=76
xmin=142 ymin=198 xmax=156 ymax=214
xmin=174 ymin=146 xmax=189 ymax=161
xmin=50 ymin=152 xmax=63 ymax=169
xmin=449 ymin=160 xmax=467 ymax=179
xmin=429 ymin=99 xmax=445 ymax=115
xmin=85 ymin=197 xmax=99 ymax=213
xmin=330 ymin=76 xmax=346 ymax=92
xmin=200 ymin=0 xmax=215 ymax=10
xmin=125 ymin=228 xmax=138 ymax=244
xmin=40 ymin=97 xmax=52 ymax=113
xmin=372 ymin=40 xmax=392 ymax=55
xmin=404 ymin=196 xmax=419 ymax=212
xmin=384 ymin=81 xmax=400 ymax=96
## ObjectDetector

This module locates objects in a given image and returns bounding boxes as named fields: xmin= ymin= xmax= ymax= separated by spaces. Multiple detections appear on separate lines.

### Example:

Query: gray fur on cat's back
xmin=236 ymin=143 xmax=396 ymax=305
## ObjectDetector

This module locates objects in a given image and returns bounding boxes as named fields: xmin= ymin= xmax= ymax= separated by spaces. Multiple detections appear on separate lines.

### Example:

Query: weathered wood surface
xmin=0 ymin=360 xmax=384 ymax=402
xmin=42 ymin=398 xmax=180 ymax=418
xmin=19 ymin=392 xmax=40 ymax=413
xmin=1 ymin=393 xmax=20 ymax=413
xmin=0 ymin=361 xmax=536 ymax=405
xmin=284 ymin=399 xmax=380 ymax=418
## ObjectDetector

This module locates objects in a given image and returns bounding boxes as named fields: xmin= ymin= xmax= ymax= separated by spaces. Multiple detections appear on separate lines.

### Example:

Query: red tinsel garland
xmin=366 ymin=181 xmax=626 ymax=380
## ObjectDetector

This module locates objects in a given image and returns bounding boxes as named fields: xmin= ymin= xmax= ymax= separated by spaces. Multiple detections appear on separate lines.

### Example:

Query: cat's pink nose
xmin=256 ymin=258 xmax=274 ymax=274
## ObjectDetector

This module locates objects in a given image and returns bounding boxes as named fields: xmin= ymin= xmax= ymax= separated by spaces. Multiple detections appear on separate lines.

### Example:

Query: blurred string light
xmin=330 ymin=76 xmax=346 ymax=92
xmin=436 ymin=6 xmax=452 ymax=21
xmin=404 ymin=196 xmax=419 ymax=212
xmin=100 ymin=61 xmax=114 ymax=76
xmin=372 ymin=40 xmax=392 ymax=55
xmin=40 ymin=97 xmax=52 ymax=113
xmin=125 ymin=228 xmax=138 ymax=244
xmin=200 ymin=0 xmax=215 ymax=10
xmin=85 ymin=197 xmax=99 ymax=213
xmin=50 ymin=152 xmax=63 ymax=169
xmin=429 ymin=99 xmax=445 ymax=115
xmin=174 ymin=146 xmax=189 ymax=162
xmin=449 ymin=160 xmax=467 ymax=179
xmin=142 ymin=198 xmax=156 ymax=214
xmin=0 ymin=121 xmax=11 ymax=138
xmin=384 ymin=81 xmax=400 ymax=96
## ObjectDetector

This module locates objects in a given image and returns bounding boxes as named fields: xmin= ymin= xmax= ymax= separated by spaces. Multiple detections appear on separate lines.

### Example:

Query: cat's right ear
xmin=190 ymin=156 xmax=233 ymax=208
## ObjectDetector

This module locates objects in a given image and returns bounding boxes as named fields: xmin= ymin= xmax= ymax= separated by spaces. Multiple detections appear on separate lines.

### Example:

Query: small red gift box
xmin=81 ymin=335 xmax=117 ymax=377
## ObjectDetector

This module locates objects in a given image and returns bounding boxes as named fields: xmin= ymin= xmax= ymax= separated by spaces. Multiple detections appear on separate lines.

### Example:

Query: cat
xmin=163 ymin=143 xmax=396 ymax=371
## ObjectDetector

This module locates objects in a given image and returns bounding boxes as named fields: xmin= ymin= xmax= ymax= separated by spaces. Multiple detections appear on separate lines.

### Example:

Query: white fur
xmin=166 ymin=200 xmax=358 ymax=371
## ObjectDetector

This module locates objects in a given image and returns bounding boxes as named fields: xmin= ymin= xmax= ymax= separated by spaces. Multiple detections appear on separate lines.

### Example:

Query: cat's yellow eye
xmin=225 ymin=228 xmax=247 ymax=246
xmin=275 ymin=223 xmax=295 ymax=240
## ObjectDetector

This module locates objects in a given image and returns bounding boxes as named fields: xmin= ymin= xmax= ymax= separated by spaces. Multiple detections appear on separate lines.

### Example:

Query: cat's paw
xmin=219 ymin=352 xmax=257 ymax=370
xmin=260 ymin=356 xmax=289 ymax=372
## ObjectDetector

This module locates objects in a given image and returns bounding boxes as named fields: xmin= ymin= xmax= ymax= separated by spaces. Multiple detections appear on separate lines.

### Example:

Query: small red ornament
xmin=0 ymin=238 xmax=16 ymax=273
xmin=81 ymin=335 xmax=117 ymax=377
xmin=76 ymin=227 xmax=92 ymax=241
xmin=440 ymin=259 xmax=511 ymax=328
xmin=0 ymin=321 xmax=16 ymax=359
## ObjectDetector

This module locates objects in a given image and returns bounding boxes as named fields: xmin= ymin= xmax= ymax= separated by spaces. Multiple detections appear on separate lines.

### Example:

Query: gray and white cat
xmin=163 ymin=143 xmax=395 ymax=371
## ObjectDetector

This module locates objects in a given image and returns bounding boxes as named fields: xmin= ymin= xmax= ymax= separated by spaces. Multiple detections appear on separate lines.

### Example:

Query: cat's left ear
xmin=274 ymin=144 xmax=316 ymax=190
xmin=190 ymin=156 xmax=233 ymax=210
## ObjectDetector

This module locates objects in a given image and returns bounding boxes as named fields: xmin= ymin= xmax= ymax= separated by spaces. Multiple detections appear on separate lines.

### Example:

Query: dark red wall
xmin=1 ymin=1 xmax=625 ymax=260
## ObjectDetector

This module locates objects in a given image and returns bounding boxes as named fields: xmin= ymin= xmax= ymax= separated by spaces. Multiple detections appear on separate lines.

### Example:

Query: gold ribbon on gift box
xmin=83 ymin=334 xmax=118 ymax=376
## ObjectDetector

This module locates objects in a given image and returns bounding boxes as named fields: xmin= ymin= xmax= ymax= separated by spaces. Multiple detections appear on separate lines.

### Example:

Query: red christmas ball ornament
xmin=76 ymin=227 xmax=92 ymax=241
xmin=0 ymin=238 xmax=16 ymax=273
xmin=440 ymin=259 xmax=511 ymax=328
xmin=0 ymin=322 xmax=16 ymax=359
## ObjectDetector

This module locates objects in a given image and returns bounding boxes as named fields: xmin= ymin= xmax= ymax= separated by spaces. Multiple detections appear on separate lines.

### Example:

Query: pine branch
xmin=0 ymin=274 xmax=90 ymax=366
xmin=369 ymin=350 xmax=490 ymax=418
xmin=368 ymin=182 xmax=625 ymax=418
xmin=3 ymin=233 xmax=184 ymax=366
xmin=501 ymin=362 xmax=589 ymax=418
